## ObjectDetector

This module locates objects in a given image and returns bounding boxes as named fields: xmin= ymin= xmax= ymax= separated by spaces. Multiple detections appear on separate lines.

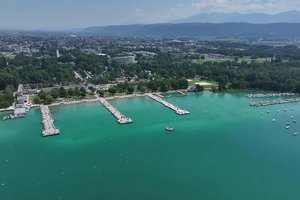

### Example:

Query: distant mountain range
xmin=83 ymin=23 xmax=300 ymax=38
xmin=170 ymin=11 xmax=300 ymax=24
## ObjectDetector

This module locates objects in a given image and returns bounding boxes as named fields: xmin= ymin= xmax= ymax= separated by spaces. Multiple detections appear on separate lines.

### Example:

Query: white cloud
xmin=190 ymin=0 xmax=300 ymax=14
xmin=134 ymin=8 xmax=145 ymax=17
xmin=138 ymin=0 xmax=300 ymax=23
xmin=127 ymin=1 xmax=300 ymax=25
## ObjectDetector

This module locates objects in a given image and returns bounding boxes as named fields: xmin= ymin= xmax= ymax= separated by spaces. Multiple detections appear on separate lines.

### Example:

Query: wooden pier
xmin=99 ymin=98 xmax=133 ymax=124
xmin=40 ymin=105 xmax=60 ymax=137
xmin=147 ymin=94 xmax=190 ymax=115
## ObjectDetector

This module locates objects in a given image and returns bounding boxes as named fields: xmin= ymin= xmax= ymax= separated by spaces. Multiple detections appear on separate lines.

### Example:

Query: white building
xmin=113 ymin=56 xmax=137 ymax=65
xmin=56 ymin=49 xmax=60 ymax=58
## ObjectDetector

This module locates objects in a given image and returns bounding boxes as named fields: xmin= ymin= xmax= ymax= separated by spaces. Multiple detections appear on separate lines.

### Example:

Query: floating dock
xmin=40 ymin=105 xmax=60 ymax=137
xmin=99 ymin=98 xmax=133 ymax=124
xmin=250 ymin=97 xmax=300 ymax=107
xmin=147 ymin=94 xmax=190 ymax=115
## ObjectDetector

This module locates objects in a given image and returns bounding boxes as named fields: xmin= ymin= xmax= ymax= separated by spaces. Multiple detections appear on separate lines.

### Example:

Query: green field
xmin=188 ymin=78 xmax=218 ymax=88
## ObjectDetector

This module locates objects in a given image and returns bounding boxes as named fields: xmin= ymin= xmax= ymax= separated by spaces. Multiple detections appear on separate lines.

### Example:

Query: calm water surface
xmin=0 ymin=92 xmax=300 ymax=200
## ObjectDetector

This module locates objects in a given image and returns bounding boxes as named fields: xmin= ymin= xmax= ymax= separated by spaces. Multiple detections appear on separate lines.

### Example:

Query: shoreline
xmin=46 ymin=91 xmax=188 ymax=108
xmin=47 ymin=93 xmax=148 ymax=108
xmin=1 ymin=90 xmax=204 ymax=113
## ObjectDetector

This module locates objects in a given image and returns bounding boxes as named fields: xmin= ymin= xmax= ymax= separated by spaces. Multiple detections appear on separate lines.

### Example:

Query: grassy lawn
xmin=188 ymin=78 xmax=218 ymax=89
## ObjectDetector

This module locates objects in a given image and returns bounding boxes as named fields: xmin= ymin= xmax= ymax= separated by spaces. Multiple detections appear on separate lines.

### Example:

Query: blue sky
xmin=0 ymin=0 xmax=299 ymax=30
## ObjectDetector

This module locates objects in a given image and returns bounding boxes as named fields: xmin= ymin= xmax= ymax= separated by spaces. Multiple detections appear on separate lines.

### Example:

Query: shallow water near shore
xmin=1 ymin=92 xmax=300 ymax=200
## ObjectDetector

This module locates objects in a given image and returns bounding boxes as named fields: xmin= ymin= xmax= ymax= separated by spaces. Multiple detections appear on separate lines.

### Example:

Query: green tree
xmin=80 ymin=87 xmax=87 ymax=97
xmin=108 ymin=87 xmax=117 ymax=95
xmin=74 ymin=87 xmax=80 ymax=96
xmin=50 ymin=88 xmax=59 ymax=99
xmin=59 ymin=87 xmax=67 ymax=98
xmin=178 ymin=78 xmax=189 ymax=89
xmin=160 ymin=83 xmax=170 ymax=92
xmin=97 ymin=90 xmax=105 ymax=97
xmin=127 ymin=86 xmax=135 ymax=94
xmin=33 ymin=96 xmax=41 ymax=104
xmin=38 ymin=90 xmax=46 ymax=101
xmin=68 ymin=88 xmax=74 ymax=97
xmin=139 ymin=86 xmax=147 ymax=93
xmin=45 ymin=95 xmax=53 ymax=104
xmin=195 ymin=84 xmax=204 ymax=92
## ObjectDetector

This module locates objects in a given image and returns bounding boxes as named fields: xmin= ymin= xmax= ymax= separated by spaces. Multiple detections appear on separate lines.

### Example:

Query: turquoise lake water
xmin=0 ymin=92 xmax=300 ymax=200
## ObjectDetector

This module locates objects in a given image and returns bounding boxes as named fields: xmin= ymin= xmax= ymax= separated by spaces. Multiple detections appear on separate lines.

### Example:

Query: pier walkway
xmin=147 ymin=94 xmax=190 ymax=115
xmin=99 ymin=98 xmax=133 ymax=124
xmin=40 ymin=105 xmax=60 ymax=137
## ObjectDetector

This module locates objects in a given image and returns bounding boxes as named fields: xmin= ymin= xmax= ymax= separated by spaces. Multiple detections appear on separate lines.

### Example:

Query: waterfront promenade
xmin=147 ymin=94 xmax=190 ymax=115
xmin=99 ymin=98 xmax=133 ymax=124
xmin=40 ymin=105 xmax=60 ymax=137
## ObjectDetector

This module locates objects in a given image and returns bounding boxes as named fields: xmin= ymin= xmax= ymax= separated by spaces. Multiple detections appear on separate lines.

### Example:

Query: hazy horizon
xmin=0 ymin=0 xmax=300 ymax=30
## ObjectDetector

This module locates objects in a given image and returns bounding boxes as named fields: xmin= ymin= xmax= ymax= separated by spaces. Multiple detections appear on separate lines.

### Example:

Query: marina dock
xmin=147 ymin=94 xmax=190 ymax=115
xmin=40 ymin=105 xmax=60 ymax=137
xmin=99 ymin=98 xmax=133 ymax=124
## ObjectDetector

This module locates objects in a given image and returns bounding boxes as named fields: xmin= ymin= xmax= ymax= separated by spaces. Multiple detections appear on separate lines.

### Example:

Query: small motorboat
xmin=293 ymin=132 xmax=298 ymax=136
xmin=286 ymin=126 xmax=290 ymax=129
xmin=286 ymin=122 xmax=291 ymax=126
xmin=165 ymin=127 xmax=173 ymax=132
xmin=272 ymin=118 xmax=276 ymax=122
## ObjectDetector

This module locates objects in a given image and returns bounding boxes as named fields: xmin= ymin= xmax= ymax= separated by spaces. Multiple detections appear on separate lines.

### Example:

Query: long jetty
xmin=40 ymin=105 xmax=60 ymax=137
xmin=99 ymin=98 xmax=133 ymax=124
xmin=250 ymin=97 xmax=300 ymax=107
xmin=147 ymin=94 xmax=190 ymax=115
xmin=246 ymin=93 xmax=297 ymax=98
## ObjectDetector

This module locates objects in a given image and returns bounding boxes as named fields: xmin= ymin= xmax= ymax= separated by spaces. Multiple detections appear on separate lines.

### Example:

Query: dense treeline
xmin=194 ymin=61 xmax=300 ymax=93
xmin=34 ymin=87 xmax=87 ymax=105
xmin=104 ymin=78 xmax=189 ymax=96
xmin=0 ymin=85 xmax=14 ymax=108
xmin=0 ymin=50 xmax=109 ymax=89
xmin=197 ymin=45 xmax=300 ymax=60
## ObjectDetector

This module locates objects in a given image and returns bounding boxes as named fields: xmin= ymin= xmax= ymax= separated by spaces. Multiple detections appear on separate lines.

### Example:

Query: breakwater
xmin=99 ymin=98 xmax=133 ymax=124
xmin=250 ymin=97 xmax=300 ymax=107
xmin=41 ymin=105 xmax=60 ymax=137
xmin=147 ymin=94 xmax=190 ymax=115
xmin=246 ymin=93 xmax=297 ymax=98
